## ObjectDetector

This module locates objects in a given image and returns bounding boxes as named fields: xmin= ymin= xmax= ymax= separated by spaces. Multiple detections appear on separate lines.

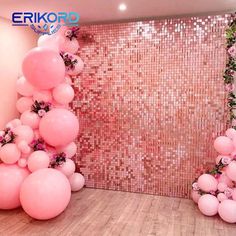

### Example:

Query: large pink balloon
xmin=218 ymin=200 xmax=236 ymax=223
xmin=33 ymin=90 xmax=52 ymax=103
xmin=20 ymin=168 xmax=71 ymax=220
xmin=59 ymin=38 xmax=79 ymax=54
xmin=197 ymin=174 xmax=218 ymax=192
xmin=27 ymin=151 xmax=50 ymax=172
xmin=56 ymin=159 xmax=75 ymax=176
xmin=226 ymin=161 xmax=236 ymax=181
xmin=56 ymin=142 xmax=77 ymax=158
xmin=20 ymin=110 xmax=40 ymax=130
xmin=198 ymin=194 xmax=219 ymax=216
xmin=69 ymin=173 xmax=85 ymax=192
xmin=16 ymin=76 xmax=35 ymax=96
xmin=13 ymin=125 xmax=34 ymax=144
xmin=16 ymin=97 xmax=33 ymax=114
xmin=39 ymin=108 xmax=79 ymax=147
xmin=66 ymin=54 xmax=84 ymax=76
xmin=213 ymin=136 xmax=234 ymax=155
xmin=52 ymin=83 xmax=74 ymax=105
xmin=0 ymin=164 xmax=29 ymax=209
xmin=0 ymin=143 xmax=21 ymax=164
xmin=22 ymin=47 xmax=65 ymax=90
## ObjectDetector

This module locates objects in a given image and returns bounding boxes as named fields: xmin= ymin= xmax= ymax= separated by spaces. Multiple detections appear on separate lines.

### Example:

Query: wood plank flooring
xmin=0 ymin=188 xmax=236 ymax=236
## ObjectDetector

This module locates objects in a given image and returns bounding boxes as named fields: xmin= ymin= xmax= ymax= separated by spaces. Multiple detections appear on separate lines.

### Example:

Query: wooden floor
xmin=0 ymin=188 xmax=236 ymax=236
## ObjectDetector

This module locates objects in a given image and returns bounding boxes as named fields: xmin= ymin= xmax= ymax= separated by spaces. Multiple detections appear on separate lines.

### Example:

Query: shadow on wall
xmin=0 ymin=17 xmax=38 ymax=129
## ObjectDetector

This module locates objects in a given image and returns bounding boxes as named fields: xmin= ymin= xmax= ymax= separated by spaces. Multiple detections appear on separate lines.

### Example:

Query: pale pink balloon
xmin=64 ymin=76 xmax=72 ymax=85
xmin=218 ymin=183 xmax=227 ymax=192
xmin=198 ymin=194 xmax=219 ymax=216
xmin=218 ymin=200 xmax=236 ymax=223
xmin=0 ymin=164 xmax=29 ymax=209
xmin=37 ymin=34 xmax=61 ymax=52
xmin=16 ymin=76 xmax=35 ymax=96
xmin=6 ymin=118 xmax=22 ymax=129
xmin=20 ymin=110 xmax=40 ymax=130
xmin=68 ymin=173 xmax=85 ymax=192
xmin=66 ymin=54 xmax=84 ymax=76
xmin=18 ymin=158 xmax=28 ymax=168
xmin=56 ymin=159 xmax=75 ymax=176
xmin=56 ymin=142 xmax=77 ymax=158
xmin=232 ymin=188 xmax=236 ymax=201
xmin=33 ymin=90 xmax=52 ymax=103
xmin=27 ymin=151 xmax=50 ymax=172
xmin=22 ymin=47 xmax=65 ymax=90
xmin=0 ymin=143 xmax=21 ymax=164
xmin=214 ymin=136 xmax=234 ymax=155
xmin=34 ymin=129 xmax=41 ymax=139
xmin=16 ymin=97 xmax=33 ymax=114
xmin=217 ymin=193 xmax=228 ymax=202
xmin=226 ymin=128 xmax=236 ymax=139
xmin=226 ymin=161 xmax=236 ymax=181
xmin=191 ymin=190 xmax=201 ymax=204
xmin=59 ymin=38 xmax=79 ymax=54
xmin=52 ymin=83 xmax=74 ymax=105
xmin=17 ymin=140 xmax=31 ymax=154
xmin=13 ymin=125 xmax=34 ymax=144
xmin=218 ymin=172 xmax=234 ymax=188
xmin=231 ymin=150 xmax=236 ymax=159
xmin=39 ymin=108 xmax=79 ymax=147
xmin=197 ymin=174 xmax=218 ymax=192
xmin=20 ymin=168 xmax=71 ymax=220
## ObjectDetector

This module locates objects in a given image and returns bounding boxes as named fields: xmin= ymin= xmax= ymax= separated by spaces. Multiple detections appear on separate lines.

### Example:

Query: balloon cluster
xmin=192 ymin=128 xmax=236 ymax=223
xmin=0 ymin=27 xmax=85 ymax=220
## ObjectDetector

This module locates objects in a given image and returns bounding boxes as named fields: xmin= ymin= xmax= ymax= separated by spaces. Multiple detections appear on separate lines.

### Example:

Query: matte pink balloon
xmin=27 ymin=151 xmax=50 ymax=172
xmin=0 ymin=143 xmax=21 ymax=164
xmin=16 ymin=76 xmax=35 ymax=96
xmin=191 ymin=190 xmax=201 ymax=204
xmin=0 ymin=164 xmax=29 ymax=209
xmin=197 ymin=174 xmax=218 ymax=192
xmin=56 ymin=159 xmax=75 ymax=176
xmin=226 ymin=161 xmax=236 ymax=181
xmin=198 ymin=194 xmax=219 ymax=216
xmin=20 ymin=110 xmax=40 ymax=130
xmin=218 ymin=172 xmax=234 ymax=188
xmin=226 ymin=128 xmax=236 ymax=139
xmin=56 ymin=142 xmax=77 ymax=158
xmin=218 ymin=200 xmax=236 ymax=223
xmin=37 ymin=34 xmax=61 ymax=52
xmin=33 ymin=90 xmax=52 ymax=103
xmin=22 ymin=47 xmax=65 ymax=90
xmin=214 ymin=136 xmax=234 ymax=155
xmin=20 ymin=168 xmax=71 ymax=220
xmin=39 ymin=108 xmax=79 ymax=147
xmin=232 ymin=189 xmax=236 ymax=201
xmin=13 ymin=125 xmax=34 ymax=144
xmin=217 ymin=183 xmax=227 ymax=192
xmin=66 ymin=54 xmax=84 ymax=76
xmin=52 ymin=83 xmax=74 ymax=105
xmin=59 ymin=38 xmax=79 ymax=54
xmin=217 ymin=193 xmax=228 ymax=202
xmin=6 ymin=119 xmax=22 ymax=129
xmin=18 ymin=158 xmax=28 ymax=168
xmin=64 ymin=76 xmax=72 ymax=85
xmin=69 ymin=173 xmax=85 ymax=192
xmin=17 ymin=140 xmax=31 ymax=154
xmin=16 ymin=97 xmax=33 ymax=114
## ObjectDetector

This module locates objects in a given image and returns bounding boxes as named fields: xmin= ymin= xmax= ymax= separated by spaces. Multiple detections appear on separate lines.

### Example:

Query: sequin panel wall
xmin=72 ymin=15 xmax=229 ymax=198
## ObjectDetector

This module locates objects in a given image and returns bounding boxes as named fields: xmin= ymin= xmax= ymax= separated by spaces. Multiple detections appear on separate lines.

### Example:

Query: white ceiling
xmin=0 ymin=0 xmax=235 ymax=24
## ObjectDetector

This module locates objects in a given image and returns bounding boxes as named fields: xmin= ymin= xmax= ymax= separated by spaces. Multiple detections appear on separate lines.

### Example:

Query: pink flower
xmin=225 ymin=83 xmax=235 ymax=92
xmin=221 ymin=156 xmax=232 ymax=165
xmin=4 ymin=134 xmax=11 ymax=142
xmin=38 ymin=109 xmax=46 ymax=117
xmin=192 ymin=182 xmax=200 ymax=191
xmin=224 ymin=188 xmax=233 ymax=198
xmin=210 ymin=190 xmax=216 ymax=195
xmin=232 ymin=119 xmax=236 ymax=127
xmin=65 ymin=30 xmax=72 ymax=37
xmin=228 ymin=45 xmax=236 ymax=58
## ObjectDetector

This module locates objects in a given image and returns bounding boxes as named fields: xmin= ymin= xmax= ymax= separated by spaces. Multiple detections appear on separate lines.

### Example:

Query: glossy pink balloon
xmin=56 ymin=159 xmax=75 ymax=176
xmin=218 ymin=200 xmax=236 ymax=223
xmin=22 ymin=47 xmax=65 ymax=90
xmin=52 ymin=83 xmax=74 ymax=105
xmin=214 ymin=136 xmax=234 ymax=155
xmin=33 ymin=90 xmax=52 ymax=103
xmin=16 ymin=76 xmax=35 ymax=96
xmin=0 ymin=164 xmax=29 ymax=209
xmin=197 ymin=174 xmax=218 ymax=192
xmin=0 ymin=143 xmax=21 ymax=164
xmin=191 ymin=190 xmax=201 ymax=204
xmin=13 ymin=125 xmax=34 ymax=144
xmin=20 ymin=111 xmax=40 ymax=130
xmin=66 ymin=54 xmax=84 ymax=76
xmin=226 ymin=161 xmax=236 ymax=181
xmin=198 ymin=194 xmax=219 ymax=216
xmin=217 ymin=193 xmax=228 ymax=202
xmin=39 ymin=108 xmax=79 ymax=147
xmin=27 ymin=151 xmax=50 ymax=172
xmin=56 ymin=142 xmax=77 ymax=158
xmin=20 ymin=168 xmax=71 ymax=220
xmin=16 ymin=97 xmax=33 ymax=114
xmin=69 ymin=173 xmax=85 ymax=192
xmin=59 ymin=38 xmax=79 ymax=54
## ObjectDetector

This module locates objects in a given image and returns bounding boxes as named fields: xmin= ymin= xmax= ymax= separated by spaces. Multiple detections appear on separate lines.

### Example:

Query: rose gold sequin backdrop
xmin=72 ymin=14 xmax=230 ymax=198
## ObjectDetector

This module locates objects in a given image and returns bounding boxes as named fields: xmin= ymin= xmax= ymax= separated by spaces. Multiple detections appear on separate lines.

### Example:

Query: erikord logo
xmin=12 ymin=12 xmax=80 ymax=35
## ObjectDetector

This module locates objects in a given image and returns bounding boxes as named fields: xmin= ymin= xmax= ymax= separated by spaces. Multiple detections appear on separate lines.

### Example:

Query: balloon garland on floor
xmin=0 ymin=27 xmax=85 ymax=220
xmin=191 ymin=13 xmax=236 ymax=223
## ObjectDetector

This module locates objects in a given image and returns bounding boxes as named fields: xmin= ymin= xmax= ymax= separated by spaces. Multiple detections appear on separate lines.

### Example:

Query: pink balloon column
xmin=0 ymin=26 xmax=85 ymax=220
xmin=192 ymin=128 xmax=236 ymax=223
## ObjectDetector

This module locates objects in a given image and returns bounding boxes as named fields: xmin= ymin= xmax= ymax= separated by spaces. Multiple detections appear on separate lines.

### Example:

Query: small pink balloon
xmin=218 ymin=200 xmax=236 ymax=223
xmin=0 ymin=143 xmax=21 ymax=164
xmin=37 ymin=34 xmax=60 ymax=52
xmin=18 ymin=158 xmax=28 ymax=168
xmin=22 ymin=47 xmax=65 ymax=90
xmin=20 ymin=168 xmax=71 ymax=220
xmin=226 ymin=161 xmax=236 ymax=181
xmin=17 ymin=140 xmax=31 ymax=154
xmin=52 ymin=83 xmax=74 ymax=105
xmin=59 ymin=38 xmax=79 ymax=54
xmin=39 ymin=108 xmax=79 ymax=147
xmin=226 ymin=128 xmax=236 ymax=139
xmin=56 ymin=142 xmax=77 ymax=158
xmin=214 ymin=136 xmax=234 ymax=155
xmin=16 ymin=76 xmax=35 ymax=96
xmin=0 ymin=164 xmax=29 ymax=209
xmin=218 ymin=172 xmax=234 ymax=188
xmin=68 ymin=173 xmax=85 ymax=192
xmin=33 ymin=90 xmax=52 ymax=103
xmin=13 ymin=125 xmax=34 ymax=144
xmin=198 ymin=194 xmax=219 ymax=216
xmin=6 ymin=119 xmax=22 ymax=129
xmin=217 ymin=193 xmax=228 ymax=202
xmin=64 ymin=76 xmax=72 ymax=85
xmin=65 ymin=54 xmax=84 ymax=76
xmin=56 ymin=159 xmax=75 ymax=176
xmin=218 ymin=182 xmax=227 ymax=192
xmin=197 ymin=174 xmax=218 ymax=192
xmin=16 ymin=97 xmax=33 ymax=114
xmin=20 ymin=110 xmax=40 ymax=130
xmin=27 ymin=151 xmax=50 ymax=172
xmin=215 ymin=155 xmax=230 ymax=164
xmin=191 ymin=190 xmax=201 ymax=204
